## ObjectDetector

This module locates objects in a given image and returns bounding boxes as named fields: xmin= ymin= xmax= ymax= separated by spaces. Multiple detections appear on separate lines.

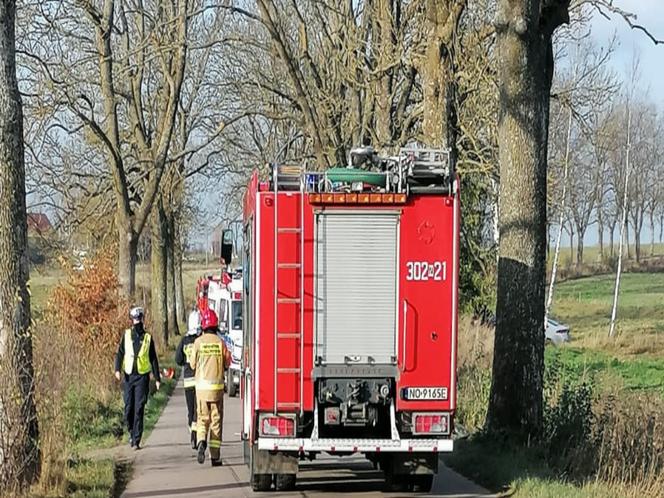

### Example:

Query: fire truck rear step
xmin=257 ymin=437 xmax=454 ymax=453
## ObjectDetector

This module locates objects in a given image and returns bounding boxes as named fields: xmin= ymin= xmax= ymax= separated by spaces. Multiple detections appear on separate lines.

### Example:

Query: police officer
xmin=189 ymin=308 xmax=231 ymax=466
xmin=175 ymin=307 xmax=201 ymax=449
xmin=114 ymin=307 xmax=161 ymax=450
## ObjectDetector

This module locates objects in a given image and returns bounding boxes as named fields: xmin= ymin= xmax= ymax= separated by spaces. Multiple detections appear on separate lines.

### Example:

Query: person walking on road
xmin=189 ymin=308 xmax=231 ymax=466
xmin=175 ymin=307 xmax=202 ymax=449
xmin=114 ymin=307 xmax=161 ymax=450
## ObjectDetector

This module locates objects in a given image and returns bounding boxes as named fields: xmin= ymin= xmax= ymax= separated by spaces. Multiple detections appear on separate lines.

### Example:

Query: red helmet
xmin=200 ymin=308 xmax=219 ymax=330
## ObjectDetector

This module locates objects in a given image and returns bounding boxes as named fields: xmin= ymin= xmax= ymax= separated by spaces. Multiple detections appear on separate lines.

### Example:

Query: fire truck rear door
xmin=315 ymin=211 xmax=399 ymax=366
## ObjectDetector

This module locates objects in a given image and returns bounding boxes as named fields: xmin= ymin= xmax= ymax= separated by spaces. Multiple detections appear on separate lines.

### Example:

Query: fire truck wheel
xmin=384 ymin=470 xmax=410 ymax=492
xmin=251 ymin=473 xmax=272 ymax=492
xmin=412 ymin=474 xmax=434 ymax=492
xmin=229 ymin=382 xmax=238 ymax=397
xmin=274 ymin=473 xmax=296 ymax=491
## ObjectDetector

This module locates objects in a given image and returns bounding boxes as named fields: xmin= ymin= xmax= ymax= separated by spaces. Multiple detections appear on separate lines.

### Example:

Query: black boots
xmin=197 ymin=441 xmax=207 ymax=464
xmin=190 ymin=431 xmax=197 ymax=450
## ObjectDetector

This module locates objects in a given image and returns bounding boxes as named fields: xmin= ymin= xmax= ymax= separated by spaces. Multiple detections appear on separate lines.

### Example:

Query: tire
xmin=274 ymin=473 xmax=296 ymax=491
xmin=384 ymin=470 xmax=410 ymax=492
xmin=412 ymin=475 xmax=434 ymax=492
xmin=251 ymin=474 xmax=272 ymax=492
xmin=229 ymin=381 xmax=238 ymax=397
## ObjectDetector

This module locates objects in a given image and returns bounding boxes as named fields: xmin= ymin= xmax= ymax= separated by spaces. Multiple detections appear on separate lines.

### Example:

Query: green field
xmin=550 ymin=272 xmax=664 ymax=355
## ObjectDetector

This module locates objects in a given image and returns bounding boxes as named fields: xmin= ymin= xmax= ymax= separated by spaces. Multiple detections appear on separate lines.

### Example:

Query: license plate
xmin=402 ymin=387 xmax=448 ymax=401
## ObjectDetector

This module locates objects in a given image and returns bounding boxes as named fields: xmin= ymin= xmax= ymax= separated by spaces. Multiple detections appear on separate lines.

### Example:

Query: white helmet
xmin=187 ymin=309 xmax=201 ymax=335
xmin=129 ymin=307 xmax=145 ymax=321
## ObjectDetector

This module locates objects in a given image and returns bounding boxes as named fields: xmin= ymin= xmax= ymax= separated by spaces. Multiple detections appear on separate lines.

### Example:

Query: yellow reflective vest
xmin=123 ymin=329 xmax=152 ymax=375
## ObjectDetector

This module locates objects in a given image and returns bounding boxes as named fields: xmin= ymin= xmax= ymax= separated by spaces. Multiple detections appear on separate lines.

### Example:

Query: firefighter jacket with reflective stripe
xmin=114 ymin=324 xmax=160 ymax=380
xmin=189 ymin=330 xmax=231 ymax=402
xmin=175 ymin=333 xmax=198 ymax=388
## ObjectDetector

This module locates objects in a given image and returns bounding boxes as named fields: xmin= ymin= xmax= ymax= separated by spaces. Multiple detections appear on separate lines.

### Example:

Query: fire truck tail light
xmin=413 ymin=413 xmax=450 ymax=435
xmin=260 ymin=415 xmax=295 ymax=437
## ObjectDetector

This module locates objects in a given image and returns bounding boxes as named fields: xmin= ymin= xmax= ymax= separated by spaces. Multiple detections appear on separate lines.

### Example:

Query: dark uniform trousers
xmin=124 ymin=374 xmax=150 ymax=444
xmin=185 ymin=386 xmax=197 ymax=431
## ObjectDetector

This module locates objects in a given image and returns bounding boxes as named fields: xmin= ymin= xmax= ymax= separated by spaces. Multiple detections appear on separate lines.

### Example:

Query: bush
xmin=46 ymin=249 xmax=129 ymax=375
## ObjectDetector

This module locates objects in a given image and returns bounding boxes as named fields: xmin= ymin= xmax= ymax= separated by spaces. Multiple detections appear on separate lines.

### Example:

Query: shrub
xmin=45 ymin=248 xmax=129 ymax=375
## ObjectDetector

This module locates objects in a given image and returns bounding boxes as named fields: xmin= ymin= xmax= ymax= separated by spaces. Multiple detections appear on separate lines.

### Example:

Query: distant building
xmin=27 ymin=213 xmax=53 ymax=236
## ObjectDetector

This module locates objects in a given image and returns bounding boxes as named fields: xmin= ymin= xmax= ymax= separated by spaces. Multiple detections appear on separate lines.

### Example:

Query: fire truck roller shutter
xmin=316 ymin=212 xmax=398 ymax=365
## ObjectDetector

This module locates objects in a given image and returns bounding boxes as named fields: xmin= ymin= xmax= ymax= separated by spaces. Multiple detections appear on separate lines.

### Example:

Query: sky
xmin=558 ymin=0 xmax=664 ymax=248
xmin=589 ymin=0 xmax=664 ymax=107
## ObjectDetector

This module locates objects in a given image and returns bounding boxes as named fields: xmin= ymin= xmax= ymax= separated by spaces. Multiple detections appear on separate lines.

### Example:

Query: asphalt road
xmin=120 ymin=380 xmax=492 ymax=498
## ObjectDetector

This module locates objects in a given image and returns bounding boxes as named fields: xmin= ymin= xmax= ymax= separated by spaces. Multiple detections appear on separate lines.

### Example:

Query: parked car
xmin=546 ymin=318 xmax=571 ymax=345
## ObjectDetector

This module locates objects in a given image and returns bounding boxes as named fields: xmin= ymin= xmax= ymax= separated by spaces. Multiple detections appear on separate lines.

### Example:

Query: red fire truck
xmin=236 ymin=147 xmax=459 ymax=492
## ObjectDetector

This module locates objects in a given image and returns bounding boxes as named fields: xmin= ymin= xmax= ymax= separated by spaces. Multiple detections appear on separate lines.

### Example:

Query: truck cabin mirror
xmin=221 ymin=229 xmax=233 ymax=265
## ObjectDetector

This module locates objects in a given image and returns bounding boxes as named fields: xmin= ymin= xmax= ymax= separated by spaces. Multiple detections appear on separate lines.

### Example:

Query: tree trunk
xmin=420 ymin=1 xmax=461 ymax=152
xmin=118 ymin=224 xmax=138 ymax=297
xmin=609 ymin=221 xmax=616 ymax=257
xmin=569 ymin=227 xmax=574 ymax=265
xmin=576 ymin=228 xmax=584 ymax=266
xmin=659 ymin=213 xmax=663 ymax=244
xmin=598 ymin=213 xmax=604 ymax=261
xmin=545 ymin=107 xmax=572 ymax=322
xmin=151 ymin=199 xmax=168 ymax=345
xmin=488 ymin=0 xmax=558 ymax=437
xmin=634 ymin=215 xmax=642 ymax=263
xmin=166 ymin=214 xmax=180 ymax=336
xmin=0 ymin=0 xmax=40 ymax=487
xmin=174 ymin=224 xmax=187 ymax=324
xmin=625 ymin=220 xmax=632 ymax=260
xmin=609 ymin=109 xmax=631 ymax=337
xmin=650 ymin=211 xmax=655 ymax=258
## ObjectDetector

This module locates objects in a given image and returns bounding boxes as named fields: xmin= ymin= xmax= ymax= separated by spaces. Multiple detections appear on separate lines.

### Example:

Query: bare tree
xmin=0 ymin=0 xmax=39 ymax=489
xmin=19 ymin=0 xmax=191 ymax=296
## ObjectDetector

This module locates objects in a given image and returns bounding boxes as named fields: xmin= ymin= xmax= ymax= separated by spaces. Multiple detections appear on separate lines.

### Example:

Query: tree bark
xmin=166 ymin=214 xmax=180 ymax=336
xmin=625 ymin=219 xmax=631 ymax=260
xmin=0 ymin=0 xmax=39 ymax=487
xmin=150 ymin=198 xmax=168 ymax=345
xmin=487 ymin=0 xmax=568 ymax=437
xmin=609 ymin=221 xmax=616 ymax=257
xmin=174 ymin=223 xmax=186 ymax=324
xmin=118 ymin=224 xmax=138 ymax=296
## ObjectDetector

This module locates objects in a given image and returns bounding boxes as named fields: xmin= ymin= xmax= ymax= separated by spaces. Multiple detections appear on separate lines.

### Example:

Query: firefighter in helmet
xmin=175 ymin=306 xmax=202 ymax=449
xmin=114 ymin=306 xmax=161 ymax=450
xmin=189 ymin=308 xmax=231 ymax=466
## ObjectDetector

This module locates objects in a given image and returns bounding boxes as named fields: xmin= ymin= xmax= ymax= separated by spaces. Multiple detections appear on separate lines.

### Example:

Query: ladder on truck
xmin=272 ymin=164 xmax=305 ymax=415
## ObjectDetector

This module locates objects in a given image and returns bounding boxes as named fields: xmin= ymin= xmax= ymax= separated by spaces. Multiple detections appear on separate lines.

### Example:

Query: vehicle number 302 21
xmin=405 ymin=261 xmax=447 ymax=282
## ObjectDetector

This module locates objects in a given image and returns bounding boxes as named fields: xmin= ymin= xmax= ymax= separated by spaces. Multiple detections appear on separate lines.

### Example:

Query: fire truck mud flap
xmin=251 ymin=444 xmax=298 ymax=474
